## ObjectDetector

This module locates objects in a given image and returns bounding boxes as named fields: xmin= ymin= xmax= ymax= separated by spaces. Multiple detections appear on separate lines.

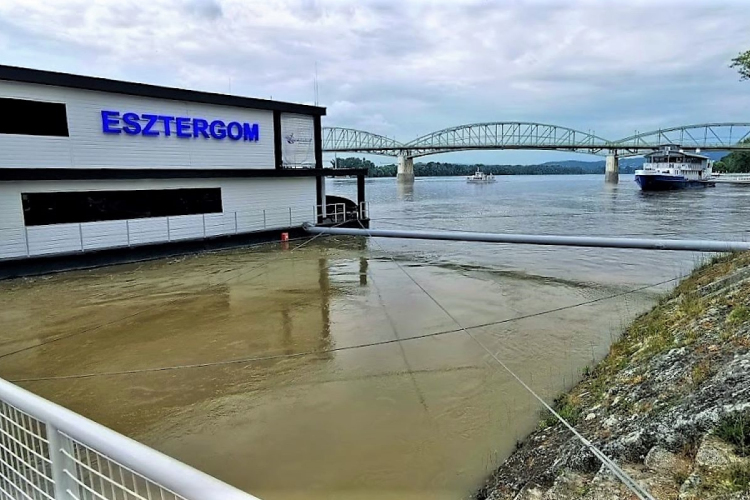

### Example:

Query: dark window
xmin=0 ymin=97 xmax=69 ymax=137
xmin=22 ymin=188 xmax=222 ymax=226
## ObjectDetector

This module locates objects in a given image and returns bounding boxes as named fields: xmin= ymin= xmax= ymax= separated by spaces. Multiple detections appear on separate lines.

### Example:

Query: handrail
xmin=0 ymin=377 xmax=258 ymax=499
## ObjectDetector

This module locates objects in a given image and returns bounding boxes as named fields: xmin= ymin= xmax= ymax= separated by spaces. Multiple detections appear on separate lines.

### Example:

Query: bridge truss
xmin=322 ymin=122 xmax=750 ymax=158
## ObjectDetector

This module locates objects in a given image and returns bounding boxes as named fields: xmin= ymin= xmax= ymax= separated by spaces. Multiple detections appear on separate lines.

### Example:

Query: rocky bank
xmin=478 ymin=253 xmax=750 ymax=500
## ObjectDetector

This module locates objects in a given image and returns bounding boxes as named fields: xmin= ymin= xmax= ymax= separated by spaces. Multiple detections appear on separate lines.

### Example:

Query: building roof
xmin=0 ymin=65 xmax=326 ymax=116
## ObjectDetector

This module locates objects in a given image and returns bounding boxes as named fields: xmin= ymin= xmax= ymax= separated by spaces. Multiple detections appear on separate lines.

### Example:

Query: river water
xmin=2 ymin=175 xmax=750 ymax=499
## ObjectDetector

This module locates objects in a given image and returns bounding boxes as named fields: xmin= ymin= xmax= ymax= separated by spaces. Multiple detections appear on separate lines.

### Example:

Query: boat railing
xmin=0 ymin=376 xmax=258 ymax=499
xmin=0 ymin=203 xmax=371 ymax=261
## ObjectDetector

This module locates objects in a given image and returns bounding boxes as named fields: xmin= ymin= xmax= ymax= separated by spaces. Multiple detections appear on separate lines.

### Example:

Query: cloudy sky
xmin=1 ymin=0 xmax=749 ymax=164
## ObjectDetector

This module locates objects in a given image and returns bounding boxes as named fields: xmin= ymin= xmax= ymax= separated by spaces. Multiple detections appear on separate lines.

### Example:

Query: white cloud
xmin=1 ymin=0 xmax=749 ymax=163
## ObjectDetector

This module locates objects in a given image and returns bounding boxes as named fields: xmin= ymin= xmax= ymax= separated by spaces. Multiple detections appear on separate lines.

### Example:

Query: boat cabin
xmin=641 ymin=148 xmax=711 ymax=179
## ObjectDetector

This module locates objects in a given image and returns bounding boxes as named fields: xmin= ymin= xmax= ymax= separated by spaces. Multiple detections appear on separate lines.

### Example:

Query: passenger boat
xmin=467 ymin=168 xmax=496 ymax=183
xmin=634 ymin=147 xmax=714 ymax=191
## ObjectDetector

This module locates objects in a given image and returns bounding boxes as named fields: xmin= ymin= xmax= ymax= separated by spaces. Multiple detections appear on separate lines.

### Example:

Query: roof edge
xmin=0 ymin=65 xmax=326 ymax=116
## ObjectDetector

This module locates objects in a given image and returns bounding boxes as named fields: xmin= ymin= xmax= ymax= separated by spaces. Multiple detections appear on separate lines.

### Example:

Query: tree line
xmin=329 ymin=157 xmax=636 ymax=177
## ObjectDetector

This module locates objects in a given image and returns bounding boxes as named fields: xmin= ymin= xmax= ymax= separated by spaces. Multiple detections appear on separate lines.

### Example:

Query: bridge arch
xmin=404 ymin=122 xmax=614 ymax=157
xmin=322 ymin=127 xmax=403 ymax=156
xmin=613 ymin=123 xmax=750 ymax=155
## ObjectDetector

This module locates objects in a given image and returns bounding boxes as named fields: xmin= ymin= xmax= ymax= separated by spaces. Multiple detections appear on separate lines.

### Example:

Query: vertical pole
xmin=48 ymin=424 xmax=79 ymax=499
xmin=24 ymin=226 xmax=30 ymax=256
xmin=289 ymin=207 xmax=293 ymax=226
xmin=166 ymin=217 xmax=171 ymax=242
xmin=126 ymin=220 xmax=131 ymax=247
xmin=79 ymin=224 xmax=84 ymax=252
xmin=263 ymin=210 xmax=267 ymax=229
xmin=202 ymin=214 xmax=207 ymax=238
xmin=234 ymin=212 xmax=238 ymax=235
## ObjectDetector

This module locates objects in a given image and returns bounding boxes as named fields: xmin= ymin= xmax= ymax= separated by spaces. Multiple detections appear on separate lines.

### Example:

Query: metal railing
xmin=0 ymin=202 xmax=373 ymax=262
xmin=314 ymin=203 xmax=369 ymax=224
xmin=0 ymin=377 xmax=257 ymax=500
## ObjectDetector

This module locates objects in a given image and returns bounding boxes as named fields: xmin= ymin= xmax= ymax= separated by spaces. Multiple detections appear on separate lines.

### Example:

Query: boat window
xmin=21 ymin=188 xmax=223 ymax=226
xmin=0 ymin=97 xmax=69 ymax=137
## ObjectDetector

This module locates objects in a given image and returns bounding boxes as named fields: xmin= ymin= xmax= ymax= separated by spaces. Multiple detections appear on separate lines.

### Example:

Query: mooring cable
xmin=8 ymin=275 xmax=679 ymax=383
xmin=356 ymin=220 xmax=657 ymax=500
xmin=0 ymin=222 xmax=346 ymax=362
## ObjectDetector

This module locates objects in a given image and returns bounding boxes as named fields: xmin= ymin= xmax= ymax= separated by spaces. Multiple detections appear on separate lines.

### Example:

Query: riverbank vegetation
xmin=714 ymin=138 xmax=750 ymax=174
xmin=478 ymin=252 xmax=750 ymax=499
xmin=330 ymin=157 xmax=639 ymax=177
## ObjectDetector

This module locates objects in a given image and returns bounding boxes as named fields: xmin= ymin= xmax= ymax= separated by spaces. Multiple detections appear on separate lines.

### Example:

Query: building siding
xmin=0 ymin=81 xmax=279 ymax=170
xmin=0 ymin=178 xmax=316 ymax=260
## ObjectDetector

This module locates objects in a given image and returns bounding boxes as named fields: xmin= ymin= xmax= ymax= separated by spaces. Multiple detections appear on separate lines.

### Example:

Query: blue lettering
xmin=227 ymin=122 xmax=243 ymax=140
xmin=209 ymin=120 xmax=226 ymax=139
xmin=141 ymin=114 xmax=159 ymax=136
xmin=176 ymin=117 xmax=192 ymax=138
xmin=193 ymin=118 xmax=209 ymax=138
xmin=121 ymin=112 xmax=142 ymax=135
xmin=101 ymin=110 xmax=121 ymax=134
xmin=159 ymin=116 xmax=175 ymax=136
xmin=101 ymin=110 xmax=261 ymax=143
xmin=243 ymin=123 xmax=259 ymax=141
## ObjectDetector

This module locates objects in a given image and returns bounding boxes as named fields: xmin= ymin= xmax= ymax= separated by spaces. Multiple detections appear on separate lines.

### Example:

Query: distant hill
xmin=333 ymin=152 xmax=730 ymax=177
xmin=541 ymin=151 xmax=729 ymax=174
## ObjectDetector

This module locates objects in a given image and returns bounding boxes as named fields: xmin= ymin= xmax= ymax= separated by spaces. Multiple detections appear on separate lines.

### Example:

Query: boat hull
xmin=635 ymin=174 xmax=713 ymax=191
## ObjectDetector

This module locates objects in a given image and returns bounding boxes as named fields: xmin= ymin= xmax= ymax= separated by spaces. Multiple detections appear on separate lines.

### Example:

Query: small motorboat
xmin=467 ymin=168 xmax=496 ymax=183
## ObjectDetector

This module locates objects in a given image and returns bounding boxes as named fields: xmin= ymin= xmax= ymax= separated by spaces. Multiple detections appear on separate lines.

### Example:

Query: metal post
xmin=47 ymin=424 xmax=79 ymax=499
xmin=289 ymin=207 xmax=293 ymax=226
xmin=263 ymin=210 xmax=266 ymax=229
xmin=79 ymin=224 xmax=84 ymax=252
xmin=202 ymin=214 xmax=207 ymax=238
xmin=302 ymin=226 xmax=750 ymax=253
xmin=24 ymin=226 xmax=30 ymax=257
xmin=234 ymin=212 xmax=238 ymax=235
xmin=166 ymin=217 xmax=171 ymax=242
xmin=126 ymin=220 xmax=131 ymax=247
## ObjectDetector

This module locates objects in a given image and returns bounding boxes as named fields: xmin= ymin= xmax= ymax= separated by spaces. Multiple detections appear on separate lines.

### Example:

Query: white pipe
xmin=0 ymin=377 xmax=257 ymax=500
xmin=303 ymin=224 xmax=750 ymax=252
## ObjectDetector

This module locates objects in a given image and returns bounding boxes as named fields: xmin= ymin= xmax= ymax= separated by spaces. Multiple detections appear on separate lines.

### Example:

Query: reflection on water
xmin=2 ymin=175 xmax=747 ymax=499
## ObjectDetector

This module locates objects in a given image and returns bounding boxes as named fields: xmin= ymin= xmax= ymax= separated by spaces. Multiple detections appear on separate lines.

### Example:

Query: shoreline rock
xmin=477 ymin=253 xmax=750 ymax=500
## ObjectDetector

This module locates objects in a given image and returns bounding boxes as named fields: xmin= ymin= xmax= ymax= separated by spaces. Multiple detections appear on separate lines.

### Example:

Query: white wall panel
xmin=0 ymin=81 xmax=276 ymax=170
xmin=0 ymin=177 xmax=317 ymax=260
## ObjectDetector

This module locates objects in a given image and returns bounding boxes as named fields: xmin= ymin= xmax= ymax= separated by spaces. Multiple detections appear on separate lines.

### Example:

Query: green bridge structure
xmin=322 ymin=122 xmax=750 ymax=183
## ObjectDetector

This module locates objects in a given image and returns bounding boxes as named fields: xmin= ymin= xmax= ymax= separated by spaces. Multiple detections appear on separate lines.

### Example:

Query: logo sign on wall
xmin=280 ymin=114 xmax=315 ymax=167
xmin=101 ymin=111 xmax=260 ymax=141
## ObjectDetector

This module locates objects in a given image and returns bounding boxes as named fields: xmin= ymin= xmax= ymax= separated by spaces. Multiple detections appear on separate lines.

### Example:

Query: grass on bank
xmin=715 ymin=411 xmax=750 ymax=457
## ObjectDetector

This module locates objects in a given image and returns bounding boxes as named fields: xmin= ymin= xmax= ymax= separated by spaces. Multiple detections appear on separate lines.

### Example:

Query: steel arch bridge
xmin=322 ymin=122 xmax=750 ymax=158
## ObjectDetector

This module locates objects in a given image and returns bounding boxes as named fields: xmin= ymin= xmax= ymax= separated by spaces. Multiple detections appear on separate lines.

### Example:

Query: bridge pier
xmin=605 ymin=153 xmax=619 ymax=184
xmin=397 ymin=155 xmax=414 ymax=183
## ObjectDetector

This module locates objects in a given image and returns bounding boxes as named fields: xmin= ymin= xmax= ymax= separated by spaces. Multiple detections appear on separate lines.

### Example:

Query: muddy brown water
xmin=2 ymin=175 xmax=750 ymax=499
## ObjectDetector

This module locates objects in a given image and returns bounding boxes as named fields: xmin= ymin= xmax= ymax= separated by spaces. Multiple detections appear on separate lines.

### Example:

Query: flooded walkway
xmin=4 ymin=174 xmax=747 ymax=498
xmin=0 ymin=235 xmax=659 ymax=499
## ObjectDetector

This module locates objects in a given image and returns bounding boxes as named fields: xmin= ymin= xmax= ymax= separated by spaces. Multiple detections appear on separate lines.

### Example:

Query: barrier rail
xmin=0 ymin=203 xmax=369 ymax=262
xmin=0 ymin=377 xmax=257 ymax=500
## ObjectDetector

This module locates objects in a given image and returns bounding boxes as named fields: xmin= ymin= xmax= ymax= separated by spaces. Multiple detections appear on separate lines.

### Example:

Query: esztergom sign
xmin=101 ymin=111 xmax=260 ymax=141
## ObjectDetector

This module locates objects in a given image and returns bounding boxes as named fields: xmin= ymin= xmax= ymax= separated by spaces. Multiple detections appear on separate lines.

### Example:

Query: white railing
xmin=0 ymin=203 xmax=372 ymax=262
xmin=0 ymin=377 xmax=258 ymax=500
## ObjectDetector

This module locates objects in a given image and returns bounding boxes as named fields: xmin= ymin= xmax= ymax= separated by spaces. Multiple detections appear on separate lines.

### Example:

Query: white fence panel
xmin=264 ymin=208 xmax=291 ymax=230
xmin=167 ymin=215 xmax=204 ymax=241
xmin=204 ymin=213 xmax=236 ymax=237
xmin=127 ymin=218 xmax=169 ymax=246
xmin=0 ymin=227 xmax=28 ymax=259
xmin=81 ymin=220 xmax=129 ymax=251
xmin=27 ymin=225 xmax=81 ymax=256
xmin=0 ymin=377 xmax=258 ymax=500
xmin=236 ymin=211 xmax=265 ymax=234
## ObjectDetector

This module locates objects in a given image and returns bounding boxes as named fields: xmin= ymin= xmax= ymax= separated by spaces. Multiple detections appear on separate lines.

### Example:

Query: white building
xmin=0 ymin=65 xmax=366 ymax=276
